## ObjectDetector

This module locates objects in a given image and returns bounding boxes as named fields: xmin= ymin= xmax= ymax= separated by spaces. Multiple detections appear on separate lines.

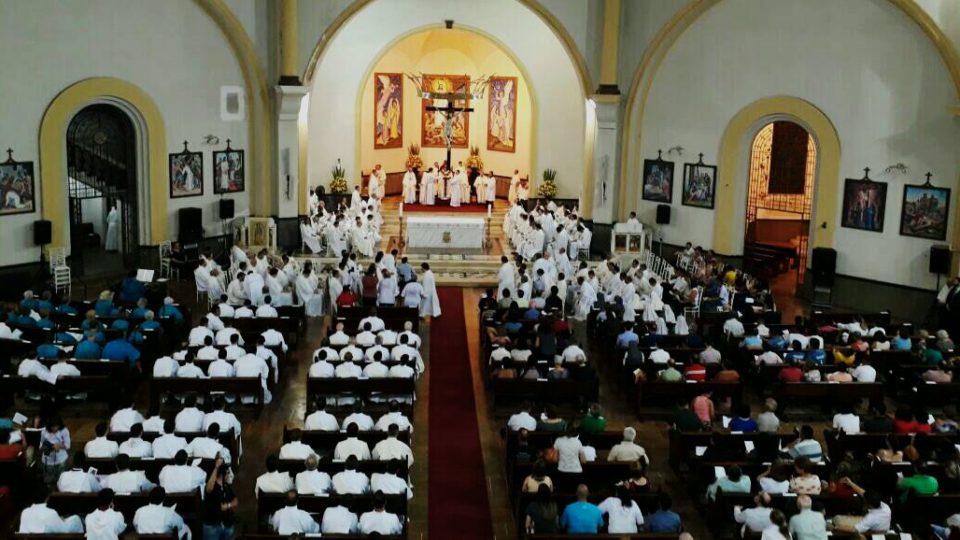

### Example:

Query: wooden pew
xmin=504 ymin=430 xmax=624 ymax=452
xmin=0 ymin=375 xmax=118 ymax=406
xmin=16 ymin=535 xmax=176 ymax=540
xmin=276 ymin=458 xmax=409 ymax=477
xmin=226 ymin=316 xmax=301 ymax=345
xmin=47 ymin=491 xmax=201 ymax=522
xmin=281 ymin=426 xmax=411 ymax=453
xmin=775 ymin=382 xmax=884 ymax=414
xmin=490 ymin=378 xmax=599 ymax=407
xmin=149 ymin=377 xmax=264 ymax=417
xmin=634 ymin=381 xmax=742 ymax=414
xmin=107 ymin=429 xmax=239 ymax=465
xmin=668 ymin=431 xmax=798 ymax=469
xmin=86 ymin=457 xmax=216 ymax=481
xmin=335 ymin=307 xmax=420 ymax=333
xmin=823 ymin=431 xmax=960 ymax=462
xmin=510 ymin=462 xmax=633 ymax=493
xmin=306 ymin=377 xmax=416 ymax=404
xmin=914 ymin=381 xmax=960 ymax=405
xmin=38 ymin=359 xmax=132 ymax=379
xmin=512 ymin=492 xmax=669 ymax=539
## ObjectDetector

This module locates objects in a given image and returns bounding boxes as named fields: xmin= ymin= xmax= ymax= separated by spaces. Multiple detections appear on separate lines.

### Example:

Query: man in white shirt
xmin=364 ymin=356 xmax=389 ymax=378
xmin=188 ymin=325 xmax=214 ymax=347
xmin=175 ymin=396 xmax=205 ymax=432
xmin=158 ymin=450 xmax=207 ymax=494
xmin=755 ymin=350 xmax=783 ymax=366
xmin=118 ymin=423 xmax=153 ymax=458
xmin=852 ymin=358 xmax=877 ymax=382
xmin=371 ymin=459 xmax=413 ymax=499
xmin=598 ymin=488 xmax=645 ymax=534
xmin=398 ymin=323 xmax=421 ymax=349
xmin=334 ymin=424 xmax=372 ymax=461
xmin=332 ymin=455 xmax=370 ymax=495
xmin=109 ymin=401 xmax=145 ymax=433
xmin=700 ymin=344 xmax=723 ymax=364
xmin=18 ymin=486 xmax=84 ymax=533
xmin=185 ymin=424 xmax=232 ymax=464
xmin=175 ymin=356 xmax=205 ymax=378
xmin=355 ymin=325 xmax=377 ymax=347
xmin=335 ymin=360 xmax=362 ymax=379
xmin=57 ymin=452 xmax=101 ymax=493
xmin=733 ymin=492 xmax=774 ymax=533
xmin=133 ymin=487 xmax=191 ymax=539
xmin=84 ymin=489 xmax=126 ymax=540
xmin=235 ymin=351 xmax=273 ymax=404
xmin=723 ymin=314 xmax=745 ymax=338
xmin=279 ymin=429 xmax=315 ymax=460
xmin=561 ymin=342 xmax=587 ymax=364
xmin=359 ymin=491 xmax=404 ymax=535
xmin=553 ymin=429 xmax=585 ymax=474
xmin=295 ymin=454 xmax=332 ymax=495
xmin=377 ymin=270 xmax=400 ymax=306
xmin=359 ymin=309 xmax=386 ymax=333
xmin=375 ymin=401 xmax=412 ymax=432
xmin=328 ymin=322 xmax=351 ymax=346
xmin=205 ymin=308 xmax=226 ymax=332
xmin=308 ymin=356 xmax=335 ymax=378
xmin=153 ymin=420 xmax=188 ymax=459
xmin=321 ymin=504 xmax=360 ymax=534
xmin=255 ymin=455 xmax=294 ymax=498
xmin=343 ymin=405 xmax=375 ymax=432
xmin=215 ymin=326 xmax=243 ymax=347
xmin=305 ymin=401 xmax=340 ymax=431
xmin=255 ymin=296 xmax=279 ymax=318
xmin=153 ymin=355 xmax=179 ymax=378
xmin=389 ymin=356 xmax=417 ymax=379
xmin=508 ymin=405 xmax=538 ymax=431
xmin=607 ymin=427 xmax=649 ymax=466
xmin=261 ymin=328 xmax=288 ymax=353
xmin=102 ymin=454 xmax=155 ymax=494
xmin=207 ymin=350 xmax=235 ymax=380
xmin=372 ymin=424 xmax=414 ymax=466
xmin=648 ymin=347 xmax=670 ymax=364
xmin=85 ymin=422 xmax=120 ymax=459
xmin=270 ymin=490 xmax=320 ymax=535
xmin=203 ymin=398 xmax=242 ymax=437
xmin=832 ymin=407 xmax=861 ymax=435
xmin=224 ymin=334 xmax=245 ymax=360
xmin=196 ymin=336 xmax=219 ymax=360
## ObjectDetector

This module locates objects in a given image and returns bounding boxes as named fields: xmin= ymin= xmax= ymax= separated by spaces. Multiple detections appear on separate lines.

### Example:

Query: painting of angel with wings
xmin=374 ymin=73 xmax=402 ymax=149
xmin=487 ymin=76 xmax=517 ymax=153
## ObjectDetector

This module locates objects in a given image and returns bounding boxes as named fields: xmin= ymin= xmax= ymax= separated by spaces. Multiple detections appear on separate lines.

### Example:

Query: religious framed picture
xmin=841 ymin=177 xmax=887 ymax=233
xmin=373 ymin=72 xmax=403 ymax=149
xmin=169 ymin=142 xmax=204 ymax=198
xmin=487 ymin=76 xmax=517 ymax=153
xmin=642 ymin=155 xmax=674 ymax=203
xmin=421 ymin=74 xmax=470 ymax=149
xmin=681 ymin=160 xmax=716 ymax=209
xmin=0 ymin=152 xmax=36 ymax=216
xmin=899 ymin=181 xmax=950 ymax=240
xmin=213 ymin=144 xmax=244 ymax=194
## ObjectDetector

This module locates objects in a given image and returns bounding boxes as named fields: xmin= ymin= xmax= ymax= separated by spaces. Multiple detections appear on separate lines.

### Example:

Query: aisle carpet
xmin=402 ymin=202 xmax=490 ymax=213
xmin=427 ymin=287 xmax=494 ymax=538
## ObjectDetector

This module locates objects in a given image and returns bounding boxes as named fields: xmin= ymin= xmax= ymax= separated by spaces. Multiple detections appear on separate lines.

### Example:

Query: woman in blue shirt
xmin=892 ymin=328 xmax=913 ymax=351
xmin=804 ymin=338 xmax=826 ymax=365
xmin=729 ymin=403 xmax=759 ymax=433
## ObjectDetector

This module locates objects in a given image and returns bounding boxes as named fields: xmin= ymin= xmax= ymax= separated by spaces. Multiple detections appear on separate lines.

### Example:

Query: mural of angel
xmin=487 ymin=76 xmax=517 ymax=153
xmin=374 ymin=73 xmax=403 ymax=149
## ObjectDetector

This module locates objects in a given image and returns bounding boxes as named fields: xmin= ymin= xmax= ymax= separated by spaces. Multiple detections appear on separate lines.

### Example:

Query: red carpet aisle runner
xmin=427 ymin=288 xmax=494 ymax=538
xmin=402 ymin=202 xmax=489 ymax=213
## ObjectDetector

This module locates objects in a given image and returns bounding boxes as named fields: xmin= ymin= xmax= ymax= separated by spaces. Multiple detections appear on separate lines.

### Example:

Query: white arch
xmin=307 ymin=0 xmax=586 ymax=198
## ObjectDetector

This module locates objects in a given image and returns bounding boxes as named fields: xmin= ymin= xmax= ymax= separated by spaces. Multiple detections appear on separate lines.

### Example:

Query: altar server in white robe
xmin=244 ymin=266 xmax=265 ymax=306
xmin=508 ymin=169 xmax=521 ymax=204
xmin=301 ymin=218 xmax=323 ymax=254
xmin=230 ymin=244 xmax=249 ymax=272
xmin=105 ymin=205 xmax=120 ymax=251
xmin=553 ymin=225 xmax=570 ymax=260
xmin=296 ymin=268 xmax=322 ymax=317
xmin=574 ymin=276 xmax=597 ymax=321
xmin=325 ymin=220 xmax=347 ymax=257
xmin=423 ymin=169 xmax=437 ymax=205
xmin=497 ymin=256 xmax=517 ymax=299
xmin=485 ymin=171 xmax=497 ymax=203
xmin=351 ymin=219 xmax=375 ymax=257
xmin=367 ymin=167 xmax=380 ymax=201
xmin=419 ymin=263 xmax=441 ymax=318
xmin=475 ymin=174 xmax=487 ymax=205
xmin=18 ymin=491 xmax=84 ymax=534
xmin=401 ymin=168 xmax=417 ymax=204
xmin=350 ymin=185 xmax=363 ymax=213
xmin=520 ymin=224 xmax=545 ymax=261
xmin=449 ymin=169 xmax=465 ymax=207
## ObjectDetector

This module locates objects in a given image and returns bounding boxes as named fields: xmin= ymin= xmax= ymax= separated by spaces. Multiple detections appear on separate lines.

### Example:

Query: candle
xmin=400 ymin=202 xmax=404 ymax=217
xmin=487 ymin=203 xmax=492 ymax=218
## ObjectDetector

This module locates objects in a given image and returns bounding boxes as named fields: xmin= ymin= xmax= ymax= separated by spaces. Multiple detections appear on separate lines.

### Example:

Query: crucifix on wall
xmin=425 ymin=98 xmax=475 ymax=168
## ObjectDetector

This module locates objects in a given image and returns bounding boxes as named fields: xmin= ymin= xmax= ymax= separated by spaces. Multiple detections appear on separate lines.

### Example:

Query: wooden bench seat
xmin=149 ymin=377 xmax=264 ymax=416
xmin=490 ymin=378 xmax=599 ymax=407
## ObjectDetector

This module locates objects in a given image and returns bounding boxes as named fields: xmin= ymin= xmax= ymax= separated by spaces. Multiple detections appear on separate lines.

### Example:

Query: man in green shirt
xmin=672 ymin=401 xmax=703 ymax=432
xmin=897 ymin=466 xmax=939 ymax=503
xmin=788 ymin=495 xmax=828 ymax=540
xmin=659 ymin=360 xmax=683 ymax=382
xmin=579 ymin=403 xmax=607 ymax=433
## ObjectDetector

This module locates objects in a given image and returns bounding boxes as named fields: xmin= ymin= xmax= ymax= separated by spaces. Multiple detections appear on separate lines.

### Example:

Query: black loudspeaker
xmin=930 ymin=244 xmax=951 ymax=274
xmin=219 ymin=199 xmax=235 ymax=220
xmin=178 ymin=207 xmax=203 ymax=243
xmin=656 ymin=204 xmax=671 ymax=225
xmin=811 ymin=247 xmax=837 ymax=287
xmin=33 ymin=220 xmax=52 ymax=246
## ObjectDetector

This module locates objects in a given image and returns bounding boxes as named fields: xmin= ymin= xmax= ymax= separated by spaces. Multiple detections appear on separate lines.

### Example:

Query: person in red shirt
xmin=684 ymin=361 xmax=707 ymax=382
xmin=0 ymin=429 xmax=23 ymax=462
xmin=779 ymin=365 xmax=803 ymax=383
xmin=336 ymin=288 xmax=358 ymax=308
xmin=892 ymin=406 xmax=932 ymax=433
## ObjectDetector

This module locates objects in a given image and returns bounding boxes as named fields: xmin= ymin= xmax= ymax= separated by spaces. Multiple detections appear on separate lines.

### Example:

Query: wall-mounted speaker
xmin=656 ymin=204 xmax=671 ymax=225
xmin=930 ymin=244 xmax=951 ymax=275
xmin=219 ymin=199 xmax=235 ymax=220
xmin=33 ymin=220 xmax=52 ymax=246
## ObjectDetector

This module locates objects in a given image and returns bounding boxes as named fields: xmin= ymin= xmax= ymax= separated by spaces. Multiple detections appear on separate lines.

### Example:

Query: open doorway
xmin=66 ymin=104 xmax=139 ymax=277
xmin=743 ymin=121 xmax=817 ymax=294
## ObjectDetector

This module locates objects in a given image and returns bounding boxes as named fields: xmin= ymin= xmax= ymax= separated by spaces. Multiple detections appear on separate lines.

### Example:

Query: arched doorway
xmin=743 ymin=120 xmax=817 ymax=293
xmin=66 ymin=104 xmax=139 ymax=275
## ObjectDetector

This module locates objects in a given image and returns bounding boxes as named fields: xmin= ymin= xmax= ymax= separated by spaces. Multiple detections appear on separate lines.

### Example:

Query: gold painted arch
xmin=713 ymin=96 xmax=841 ymax=256
xmin=302 ymin=0 xmax=593 ymax=98
xmin=39 ymin=77 xmax=168 ymax=252
xmin=619 ymin=0 xmax=960 ymax=218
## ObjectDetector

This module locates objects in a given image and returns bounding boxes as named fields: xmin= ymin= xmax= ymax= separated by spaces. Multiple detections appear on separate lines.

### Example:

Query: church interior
xmin=2 ymin=0 xmax=960 ymax=539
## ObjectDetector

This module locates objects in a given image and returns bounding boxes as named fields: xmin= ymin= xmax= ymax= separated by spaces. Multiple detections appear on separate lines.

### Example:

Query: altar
xmin=405 ymin=216 xmax=485 ymax=249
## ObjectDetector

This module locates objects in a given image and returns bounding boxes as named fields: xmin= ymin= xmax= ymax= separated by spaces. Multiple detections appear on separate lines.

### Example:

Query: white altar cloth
xmin=406 ymin=216 xmax=485 ymax=249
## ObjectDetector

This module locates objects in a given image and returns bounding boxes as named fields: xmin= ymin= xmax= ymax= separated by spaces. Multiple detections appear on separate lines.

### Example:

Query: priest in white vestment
xmin=419 ymin=263 xmax=441 ymax=318
xmin=422 ymin=169 xmax=436 ymax=205
xmin=449 ymin=170 xmax=465 ymax=207
xmin=105 ymin=205 xmax=120 ymax=251
xmin=497 ymin=256 xmax=516 ymax=299
xmin=301 ymin=218 xmax=323 ymax=254
xmin=401 ymin=168 xmax=417 ymax=204
xmin=485 ymin=171 xmax=497 ymax=203
xmin=508 ymin=170 xmax=521 ymax=204
xmin=475 ymin=174 xmax=487 ymax=204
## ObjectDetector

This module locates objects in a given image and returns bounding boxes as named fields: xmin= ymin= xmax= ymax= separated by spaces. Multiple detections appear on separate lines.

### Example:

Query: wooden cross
xmin=925 ymin=172 xmax=933 ymax=185
xmin=182 ymin=141 xmax=189 ymax=152
xmin=5 ymin=148 xmax=12 ymax=162
xmin=226 ymin=139 xmax=232 ymax=150
xmin=698 ymin=153 xmax=704 ymax=164
xmin=863 ymin=167 xmax=871 ymax=179
xmin=425 ymin=99 xmax=474 ymax=169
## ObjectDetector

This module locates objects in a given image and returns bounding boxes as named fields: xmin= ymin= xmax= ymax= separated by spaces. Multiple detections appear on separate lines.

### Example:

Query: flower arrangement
xmin=465 ymin=145 xmax=484 ymax=171
xmin=405 ymin=144 xmax=423 ymax=170
xmin=330 ymin=159 xmax=348 ymax=194
xmin=538 ymin=168 xmax=558 ymax=198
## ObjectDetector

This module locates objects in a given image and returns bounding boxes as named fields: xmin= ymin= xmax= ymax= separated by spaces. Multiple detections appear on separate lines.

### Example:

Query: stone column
xmin=589 ymin=0 xmax=622 ymax=224
xmin=275 ymin=85 xmax=308 ymax=218
xmin=279 ymin=0 xmax=301 ymax=85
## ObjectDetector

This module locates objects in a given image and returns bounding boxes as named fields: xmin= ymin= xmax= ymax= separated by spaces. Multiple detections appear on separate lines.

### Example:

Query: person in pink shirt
xmin=692 ymin=391 xmax=714 ymax=427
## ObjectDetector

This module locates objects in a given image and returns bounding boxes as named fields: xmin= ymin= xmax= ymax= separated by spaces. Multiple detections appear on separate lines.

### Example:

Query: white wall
xmin=358 ymin=29 xmax=532 ymax=176
xmin=631 ymin=0 xmax=960 ymax=289
xmin=618 ymin=0 xmax=689 ymax=90
xmin=536 ymin=0 xmax=604 ymax=87
xmin=0 ymin=0 xmax=249 ymax=266
xmin=307 ymin=0 xmax=586 ymax=198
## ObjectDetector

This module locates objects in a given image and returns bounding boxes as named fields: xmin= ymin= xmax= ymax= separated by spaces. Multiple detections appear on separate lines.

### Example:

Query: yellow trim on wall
xmin=39 ymin=77 xmax=168 ymax=251
xmin=598 ymin=0 xmax=621 ymax=87
xmin=620 ymin=0 xmax=960 ymax=221
xmin=713 ymin=96 xmax=840 ymax=255
xmin=194 ymin=0 xmax=273 ymax=215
